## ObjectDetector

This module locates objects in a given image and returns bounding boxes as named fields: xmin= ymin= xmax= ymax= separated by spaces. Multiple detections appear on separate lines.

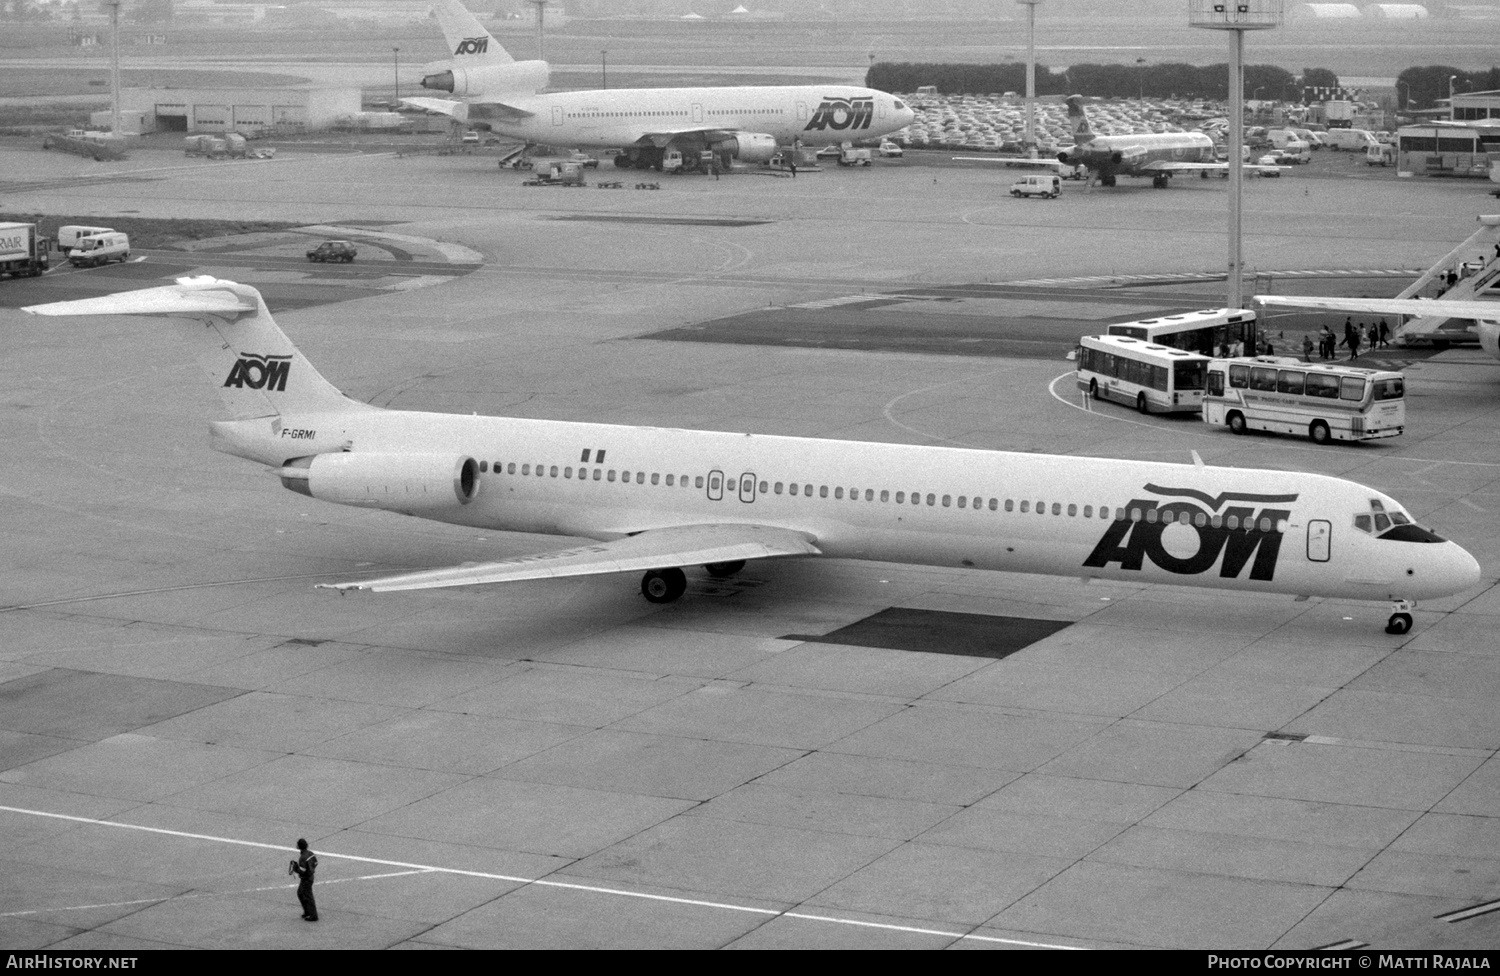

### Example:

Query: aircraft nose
xmin=1448 ymin=542 xmax=1484 ymax=593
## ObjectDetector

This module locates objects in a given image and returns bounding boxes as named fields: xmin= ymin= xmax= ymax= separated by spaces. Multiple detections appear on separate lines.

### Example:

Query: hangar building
xmin=100 ymin=87 xmax=361 ymax=135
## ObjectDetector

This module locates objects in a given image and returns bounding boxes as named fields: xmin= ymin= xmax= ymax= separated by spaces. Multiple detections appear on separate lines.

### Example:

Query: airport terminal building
xmin=97 ymin=86 xmax=361 ymax=135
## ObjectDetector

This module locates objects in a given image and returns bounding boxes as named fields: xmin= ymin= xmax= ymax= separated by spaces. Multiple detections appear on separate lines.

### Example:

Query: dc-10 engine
xmin=280 ymin=453 xmax=481 ymax=516
xmin=710 ymin=133 xmax=778 ymax=163
xmin=420 ymin=60 xmax=548 ymax=99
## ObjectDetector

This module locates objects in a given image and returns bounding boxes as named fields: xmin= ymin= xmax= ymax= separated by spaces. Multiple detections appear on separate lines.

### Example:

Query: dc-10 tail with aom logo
xmin=23 ymin=277 xmax=1483 ymax=635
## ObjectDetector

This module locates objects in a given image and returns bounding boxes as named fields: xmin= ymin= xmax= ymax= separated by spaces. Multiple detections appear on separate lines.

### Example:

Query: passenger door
xmin=1307 ymin=520 xmax=1331 ymax=562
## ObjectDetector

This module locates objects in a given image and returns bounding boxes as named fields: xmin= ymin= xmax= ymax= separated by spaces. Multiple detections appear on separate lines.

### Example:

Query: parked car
xmin=877 ymin=139 xmax=904 ymax=157
xmin=307 ymin=240 xmax=357 ymax=263
xmin=461 ymin=130 xmax=480 ymax=144
xmin=1010 ymin=174 xmax=1061 ymax=198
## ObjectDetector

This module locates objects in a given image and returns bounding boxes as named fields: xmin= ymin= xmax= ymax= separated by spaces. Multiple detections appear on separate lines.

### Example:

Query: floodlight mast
xmin=1188 ymin=1 xmax=1284 ymax=311
xmin=1016 ymin=0 xmax=1044 ymax=154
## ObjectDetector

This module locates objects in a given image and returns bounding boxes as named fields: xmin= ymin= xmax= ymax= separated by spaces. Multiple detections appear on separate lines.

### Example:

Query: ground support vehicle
xmin=1010 ymin=174 xmax=1061 ymax=198
xmin=66 ymin=232 xmax=129 ymax=267
xmin=0 ymin=222 xmax=51 ymax=279
xmin=306 ymin=241 xmax=357 ymax=263
xmin=1076 ymin=335 xmax=1211 ymax=414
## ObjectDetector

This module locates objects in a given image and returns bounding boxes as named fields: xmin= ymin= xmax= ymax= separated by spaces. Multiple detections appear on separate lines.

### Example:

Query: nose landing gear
xmin=1386 ymin=599 xmax=1415 ymax=635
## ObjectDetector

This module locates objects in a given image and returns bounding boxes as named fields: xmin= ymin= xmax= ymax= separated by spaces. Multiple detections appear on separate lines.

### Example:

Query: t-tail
xmin=1065 ymin=94 xmax=1095 ymax=146
xmin=23 ymin=276 xmax=376 ymax=466
xmin=416 ymin=0 xmax=549 ymax=99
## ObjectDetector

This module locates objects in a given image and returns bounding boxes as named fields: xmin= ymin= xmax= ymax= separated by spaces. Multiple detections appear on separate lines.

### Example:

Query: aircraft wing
xmin=952 ymin=156 xmax=1071 ymax=173
xmin=1255 ymin=295 xmax=1500 ymax=321
xmin=1136 ymin=161 xmax=1282 ymax=175
xmin=319 ymin=523 xmax=821 ymax=593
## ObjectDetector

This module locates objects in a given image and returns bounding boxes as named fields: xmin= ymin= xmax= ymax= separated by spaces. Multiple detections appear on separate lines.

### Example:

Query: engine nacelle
xmin=710 ymin=132 xmax=778 ymax=163
xmin=420 ymin=60 xmax=549 ymax=98
xmin=280 ymin=452 xmax=481 ymax=515
xmin=1478 ymin=320 xmax=1500 ymax=361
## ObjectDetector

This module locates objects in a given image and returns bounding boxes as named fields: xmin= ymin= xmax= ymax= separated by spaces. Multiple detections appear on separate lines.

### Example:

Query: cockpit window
xmin=894 ymin=100 xmax=906 ymax=111
xmin=1354 ymin=500 xmax=1444 ymax=542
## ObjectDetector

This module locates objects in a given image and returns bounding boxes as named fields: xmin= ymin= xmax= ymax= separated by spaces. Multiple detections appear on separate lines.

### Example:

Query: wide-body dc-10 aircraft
xmin=24 ymin=278 xmax=1481 ymax=635
xmin=402 ymin=0 xmax=915 ymax=171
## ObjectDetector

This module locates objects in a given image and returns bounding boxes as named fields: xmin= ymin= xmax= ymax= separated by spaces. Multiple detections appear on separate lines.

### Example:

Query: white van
xmin=57 ymin=225 xmax=114 ymax=251
xmin=1266 ymin=129 xmax=1311 ymax=161
xmin=1010 ymin=174 xmax=1061 ymax=198
xmin=1366 ymin=143 xmax=1396 ymax=167
xmin=67 ymin=232 xmax=130 ymax=267
xmin=1325 ymin=128 xmax=1379 ymax=152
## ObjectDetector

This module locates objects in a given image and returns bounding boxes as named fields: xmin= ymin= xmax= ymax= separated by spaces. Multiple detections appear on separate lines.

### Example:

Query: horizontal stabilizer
xmin=1255 ymin=294 xmax=1500 ymax=321
xmin=320 ymin=523 xmax=821 ymax=593
xmin=400 ymin=97 xmax=470 ymax=121
xmin=23 ymin=277 xmax=257 ymax=318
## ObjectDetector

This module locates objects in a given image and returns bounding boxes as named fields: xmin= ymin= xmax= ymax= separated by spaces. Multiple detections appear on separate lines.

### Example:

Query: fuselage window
xmin=651 ymin=473 xmax=660 ymax=485
xmin=1020 ymin=500 xmax=1030 ymax=513
xmin=865 ymin=489 xmax=875 ymax=501
xmin=1145 ymin=508 xmax=1159 ymax=524
xmin=1052 ymin=503 xmax=1062 ymax=516
xmin=494 ymin=460 xmax=502 ymax=473
xmin=1129 ymin=507 xmax=1142 ymax=522
xmin=695 ymin=476 xmax=704 ymax=488
xmin=1259 ymin=517 xmax=1273 ymax=532
xmin=479 ymin=461 xmax=488 ymax=473
xmin=1067 ymin=504 xmax=1077 ymax=516
xmin=507 ymin=463 xmax=516 ymax=474
xmin=665 ymin=474 xmax=675 ymax=486
xmin=835 ymin=487 xmax=844 ymax=499
xmin=1005 ymin=499 xmax=1014 ymax=512
xmin=804 ymin=484 xmax=813 ymax=497
xmin=565 ymin=467 xmax=574 ymax=478
xmin=521 ymin=464 xmax=530 ymax=475
xmin=1083 ymin=505 xmax=1092 ymax=517
xmin=638 ymin=473 xmax=646 ymax=485
xmin=896 ymin=491 xmax=905 ymax=503
xmin=988 ymin=498 xmax=998 ymax=511
xmin=1225 ymin=515 xmax=1239 ymax=529
xmin=550 ymin=466 xmax=558 ymax=477
xmin=1101 ymin=506 xmax=1111 ymax=520
xmin=926 ymin=494 xmax=936 ymax=506
xmin=1194 ymin=512 xmax=1207 ymax=527
xmin=820 ymin=486 xmax=829 ymax=498
xmin=881 ymin=490 xmax=889 ymax=502
xmin=1210 ymin=514 xmax=1222 ymax=528
xmin=957 ymin=496 xmax=967 ymax=509
xmin=789 ymin=483 xmax=799 ymax=496
xmin=593 ymin=469 xmax=602 ymax=481
xmin=760 ymin=481 xmax=769 ymax=493
xmin=607 ymin=470 xmax=616 ymax=482
xmin=774 ymin=482 xmax=783 ymax=494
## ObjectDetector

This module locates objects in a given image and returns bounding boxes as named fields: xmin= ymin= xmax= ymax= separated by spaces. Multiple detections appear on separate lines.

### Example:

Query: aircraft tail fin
xmin=433 ymin=0 xmax=513 ymax=64
xmin=23 ymin=277 xmax=366 ymax=422
xmin=1066 ymin=94 xmax=1095 ymax=144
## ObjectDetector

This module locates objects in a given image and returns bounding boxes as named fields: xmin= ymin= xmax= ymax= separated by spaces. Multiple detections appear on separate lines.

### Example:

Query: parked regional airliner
xmin=403 ymin=0 xmax=914 ymax=170
xmin=23 ymin=278 xmax=1481 ymax=634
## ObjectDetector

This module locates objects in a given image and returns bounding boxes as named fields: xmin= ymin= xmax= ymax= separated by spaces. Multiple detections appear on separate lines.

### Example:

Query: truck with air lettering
xmin=0 ymin=221 xmax=52 ymax=279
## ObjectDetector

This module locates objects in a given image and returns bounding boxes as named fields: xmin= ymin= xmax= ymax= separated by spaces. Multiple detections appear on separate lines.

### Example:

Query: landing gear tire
xmin=704 ymin=560 xmax=745 ymax=579
xmin=1386 ymin=612 xmax=1413 ymax=635
xmin=641 ymin=567 xmax=687 ymax=604
xmin=1136 ymin=392 xmax=1149 ymax=414
xmin=1101 ymin=174 xmax=1116 ymax=187
xmin=1228 ymin=411 xmax=1246 ymax=435
xmin=1152 ymin=174 xmax=1169 ymax=188
xmin=1309 ymin=420 xmax=1331 ymax=445
xmin=1088 ymin=378 xmax=1099 ymax=400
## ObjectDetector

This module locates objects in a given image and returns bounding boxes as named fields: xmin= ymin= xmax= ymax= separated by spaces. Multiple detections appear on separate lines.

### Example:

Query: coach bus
xmin=1076 ymin=335 xmax=1212 ymax=414
xmin=1105 ymin=308 xmax=1259 ymax=358
xmin=1201 ymin=357 xmax=1405 ymax=444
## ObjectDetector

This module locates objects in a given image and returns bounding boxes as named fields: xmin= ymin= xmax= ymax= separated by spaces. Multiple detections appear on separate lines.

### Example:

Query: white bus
xmin=1202 ymin=358 xmax=1405 ymax=444
xmin=1105 ymin=307 xmax=1258 ymax=358
xmin=1076 ymin=335 xmax=1212 ymax=414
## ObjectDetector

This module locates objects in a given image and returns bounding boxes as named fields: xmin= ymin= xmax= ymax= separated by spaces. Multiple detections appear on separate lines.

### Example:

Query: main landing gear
xmin=639 ymin=560 xmax=747 ymax=604
xmin=1386 ymin=599 xmax=1416 ymax=636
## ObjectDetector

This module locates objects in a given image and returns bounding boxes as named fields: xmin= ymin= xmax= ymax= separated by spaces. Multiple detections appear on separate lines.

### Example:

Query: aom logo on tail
xmin=804 ymin=97 xmax=874 ymax=132
xmin=1065 ymin=94 xmax=1094 ymax=143
xmin=454 ymin=36 xmax=489 ymax=56
xmin=224 ymin=353 xmax=292 ymax=391
xmin=1083 ymin=485 xmax=1297 ymax=582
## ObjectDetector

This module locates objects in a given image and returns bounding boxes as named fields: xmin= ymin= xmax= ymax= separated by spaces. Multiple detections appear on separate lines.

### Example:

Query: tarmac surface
xmin=1 ymin=139 xmax=1499 ymax=950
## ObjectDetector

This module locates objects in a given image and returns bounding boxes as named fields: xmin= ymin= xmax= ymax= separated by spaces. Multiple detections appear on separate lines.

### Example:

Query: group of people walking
xmin=1307 ymin=317 xmax=1388 ymax=361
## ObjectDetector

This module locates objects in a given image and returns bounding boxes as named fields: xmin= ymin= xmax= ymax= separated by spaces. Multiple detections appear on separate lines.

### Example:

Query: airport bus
xmin=1075 ymin=335 xmax=1212 ymax=414
xmin=1201 ymin=357 xmax=1405 ymax=444
xmin=1105 ymin=308 xmax=1258 ymax=358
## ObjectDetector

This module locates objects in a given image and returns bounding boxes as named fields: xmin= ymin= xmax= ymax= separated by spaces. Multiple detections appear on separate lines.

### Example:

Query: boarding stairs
xmin=1393 ymin=217 xmax=1500 ymax=346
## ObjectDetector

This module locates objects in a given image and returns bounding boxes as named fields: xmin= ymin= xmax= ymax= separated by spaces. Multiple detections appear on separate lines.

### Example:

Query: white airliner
xmin=23 ymin=277 xmax=1482 ymax=635
xmin=962 ymin=95 xmax=1279 ymax=187
xmin=403 ymin=0 xmax=915 ymax=171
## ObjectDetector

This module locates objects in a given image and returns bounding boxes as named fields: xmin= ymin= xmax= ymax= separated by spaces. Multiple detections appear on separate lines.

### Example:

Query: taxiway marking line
xmin=0 ymin=803 xmax=1083 ymax=949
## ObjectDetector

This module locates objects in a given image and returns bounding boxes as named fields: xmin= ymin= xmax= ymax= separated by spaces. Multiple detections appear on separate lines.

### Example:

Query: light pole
xmin=1449 ymin=74 xmax=1459 ymax=115
xmin=1016 ymin=0 xmax=1044 ymax=154
xmin=1398 ymin=81 xmax=1409 ymax=111
xmin=1136 ymin=57 xmax=1146 ymax=101
xmin=601 ymin=49 xmax=607 ymax=89
xmin=103 ymin=0 xmax=122 ymax=137
xmin=527 ymin=0 xmax=549 ymax=63
xmin=392 ymin=47 xmax=400 ymax=109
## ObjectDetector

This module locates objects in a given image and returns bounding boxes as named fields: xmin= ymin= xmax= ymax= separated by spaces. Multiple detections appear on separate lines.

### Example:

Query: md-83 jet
xmin=404 ymin=0 xmax=915 ymax=171
xmin=962 ymin=95 xmax=1281 ymax=187
xmin=23 ymin=278 xmax=1482 ymax=635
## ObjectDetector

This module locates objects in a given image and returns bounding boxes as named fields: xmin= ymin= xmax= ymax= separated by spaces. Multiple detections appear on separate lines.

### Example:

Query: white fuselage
xmin=1083 ymin=131 xmax=1218 ymax=172
xmin=473 ymin=85 xmax=915 ymax=148
xmin=217 ymin=407 xmax=1479 ymax=605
